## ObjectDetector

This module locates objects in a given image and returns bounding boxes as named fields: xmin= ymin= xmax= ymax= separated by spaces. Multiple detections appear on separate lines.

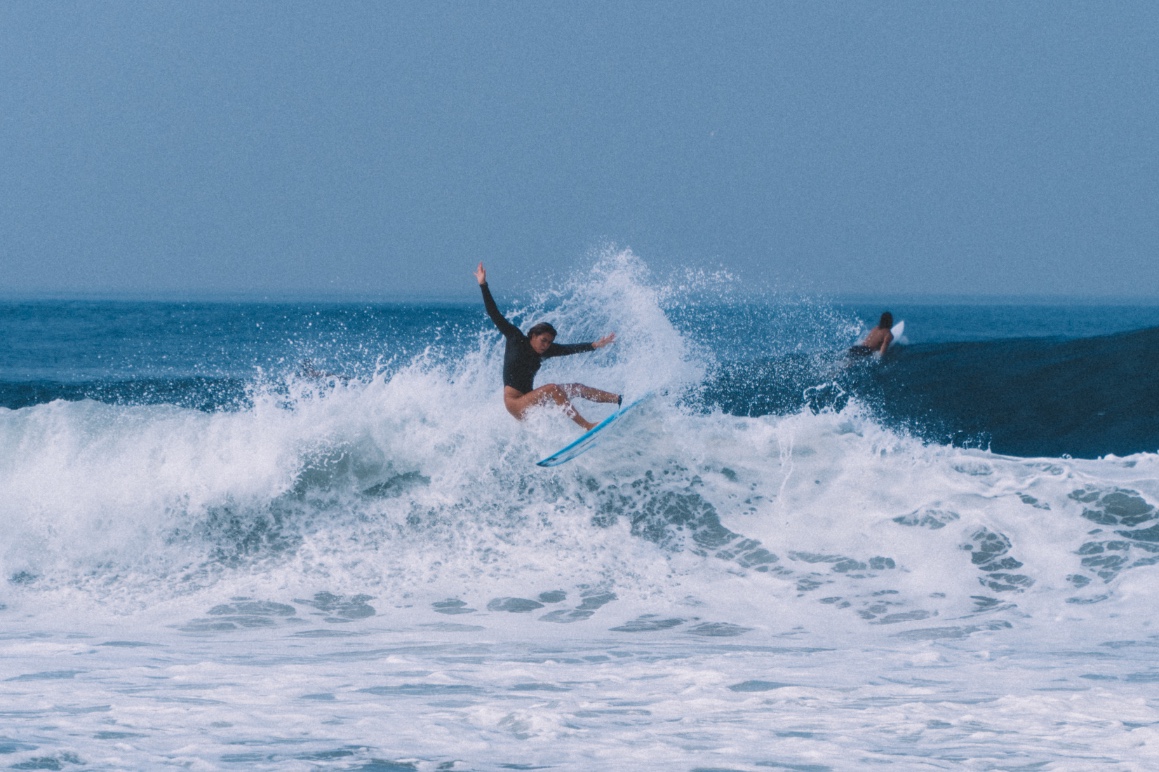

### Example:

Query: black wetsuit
xmin=480 ymin=282 xmax=594 ymax=394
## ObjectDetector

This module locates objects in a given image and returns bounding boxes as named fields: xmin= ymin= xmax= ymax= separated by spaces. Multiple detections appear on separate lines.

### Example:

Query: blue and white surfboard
xmin=535 ymin=393 xmax=654 ymax=467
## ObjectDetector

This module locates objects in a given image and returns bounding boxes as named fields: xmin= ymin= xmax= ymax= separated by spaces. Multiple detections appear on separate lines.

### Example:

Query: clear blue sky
xmin=1 ymin=1 xmax=1156 ymax=299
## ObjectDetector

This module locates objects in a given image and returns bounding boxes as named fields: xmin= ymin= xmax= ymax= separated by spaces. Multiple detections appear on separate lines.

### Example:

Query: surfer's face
xmin=530 ymin=332 xmax=555 ymax=354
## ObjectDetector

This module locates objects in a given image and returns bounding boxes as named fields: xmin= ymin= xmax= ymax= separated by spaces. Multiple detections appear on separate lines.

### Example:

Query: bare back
xmin=861 ymin=326 xmax=893 ymax=353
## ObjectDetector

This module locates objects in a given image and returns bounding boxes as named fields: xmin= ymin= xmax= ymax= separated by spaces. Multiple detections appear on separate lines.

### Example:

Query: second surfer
xmin=849 ymin=311 xmax=894 ymax=359
xmin=475 ymin=262 xmax=620 ymax=430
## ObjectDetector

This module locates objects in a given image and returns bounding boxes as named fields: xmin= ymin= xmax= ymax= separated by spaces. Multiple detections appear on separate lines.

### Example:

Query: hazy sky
xmin=2 ymin=1 xmax=1157 ymax=299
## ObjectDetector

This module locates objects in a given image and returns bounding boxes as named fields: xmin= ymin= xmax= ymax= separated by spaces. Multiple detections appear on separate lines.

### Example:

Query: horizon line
xmin=1 ymin=289 xmax=1158 ymax=305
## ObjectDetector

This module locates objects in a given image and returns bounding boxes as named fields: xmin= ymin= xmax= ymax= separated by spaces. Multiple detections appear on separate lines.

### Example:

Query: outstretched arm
xmin=592 ymin=333 xmax=616 ymax=349
xmin=545 ymin=332 xmax=616 ymax=358
xmin=475 ymin=262 xmax=520 ymax=338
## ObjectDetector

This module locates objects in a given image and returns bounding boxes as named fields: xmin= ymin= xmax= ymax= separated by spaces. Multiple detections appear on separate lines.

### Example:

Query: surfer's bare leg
xmin=558 ymin=383 xmax=620 ymax=405
xmin=504 ymin=385 xmax=596 ymax=430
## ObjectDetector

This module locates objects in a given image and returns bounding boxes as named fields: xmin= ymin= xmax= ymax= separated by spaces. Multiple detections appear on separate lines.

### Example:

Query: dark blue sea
xmin=3 ymin=251 xmax=1159 ymax=770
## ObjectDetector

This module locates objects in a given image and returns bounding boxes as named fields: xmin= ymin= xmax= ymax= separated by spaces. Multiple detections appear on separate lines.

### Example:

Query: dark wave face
xmin=873 ymin=327 xmax=1159 ymax=458
xmin=705 ymin=326 xmax=1159 ymax=459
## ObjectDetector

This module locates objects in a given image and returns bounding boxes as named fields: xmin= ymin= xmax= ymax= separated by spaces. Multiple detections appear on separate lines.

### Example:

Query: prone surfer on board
xmin=475 ymin=262 xmax=620 ymax=430
xmin=849 ymin=312 xmax=894 ymax=358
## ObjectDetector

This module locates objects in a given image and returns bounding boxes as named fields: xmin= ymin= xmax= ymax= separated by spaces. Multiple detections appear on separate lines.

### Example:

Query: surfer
xmin=849 ymin=312 xmax=894 ymax=358
xmin=475 ymin=262 xmax=620 ymax=430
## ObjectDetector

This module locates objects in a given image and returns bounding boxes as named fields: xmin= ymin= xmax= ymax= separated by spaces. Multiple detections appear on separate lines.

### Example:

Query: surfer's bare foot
xmin=579 ymin=419 xmax=597 ymax=431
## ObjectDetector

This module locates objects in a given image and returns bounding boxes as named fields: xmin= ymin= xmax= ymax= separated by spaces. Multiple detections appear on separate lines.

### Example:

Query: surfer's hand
xmin=474 ymin=262 xmax=486 ymax=285
xmin=593 ymin=333 xmax=616 ymax=349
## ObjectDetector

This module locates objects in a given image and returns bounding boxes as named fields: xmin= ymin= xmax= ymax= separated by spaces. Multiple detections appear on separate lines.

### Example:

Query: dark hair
xmin=878 ymin=312 xmax=893 ymax=329
xmin=527 ymin=322 xmax=557 ymax=339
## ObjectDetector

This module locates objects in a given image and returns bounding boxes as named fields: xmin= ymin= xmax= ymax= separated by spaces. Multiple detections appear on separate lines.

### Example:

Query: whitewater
xmin=3 ymin=251 xmax=1159 ymax=770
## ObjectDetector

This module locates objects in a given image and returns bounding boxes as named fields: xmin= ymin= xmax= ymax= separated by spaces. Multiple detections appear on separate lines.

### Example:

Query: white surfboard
xmin=890 ymin=320 xmax=905 ymax=345
xmin=536 ymin=393 xmax=654 ymax=467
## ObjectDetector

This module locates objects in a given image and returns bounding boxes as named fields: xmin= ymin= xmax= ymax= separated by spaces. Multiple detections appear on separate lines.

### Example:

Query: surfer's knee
xmin=511 ymin=385 xmax=561 ymax=414
xmin=539 ymin=383 xmax=568 ymax=404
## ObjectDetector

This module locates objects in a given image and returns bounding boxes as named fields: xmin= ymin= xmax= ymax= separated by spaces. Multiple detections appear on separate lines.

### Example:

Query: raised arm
xmin=475 ymin=262 xmax=520 ymax=339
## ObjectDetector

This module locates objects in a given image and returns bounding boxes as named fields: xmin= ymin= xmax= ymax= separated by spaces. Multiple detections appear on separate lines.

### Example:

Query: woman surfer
xmin=475 ymin=262 xmax=620 ymax=430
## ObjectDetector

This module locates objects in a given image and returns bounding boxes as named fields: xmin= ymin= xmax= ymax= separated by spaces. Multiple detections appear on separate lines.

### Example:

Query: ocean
xmin=3 ymin=250 xmax=1159 ymax=770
